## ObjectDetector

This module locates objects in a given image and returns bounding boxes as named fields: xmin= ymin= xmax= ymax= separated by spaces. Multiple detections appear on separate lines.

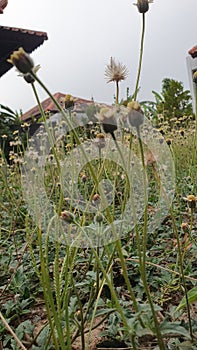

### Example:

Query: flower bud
xmin=134 ymin=0 xmax=153 ymax=14
xmin=8 ymin=47 xmax=34 ymax=74
xmin=23 ymin=73 xmax=35 ymax=83
xmin=22 ymin=64 xmax=40 ymax=83
xmin=94 ymin=213 xmax=104 ymax=223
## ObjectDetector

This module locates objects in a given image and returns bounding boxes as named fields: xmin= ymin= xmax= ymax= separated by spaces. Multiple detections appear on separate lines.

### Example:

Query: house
xmin=0 ymin=0 xmax=48 ymax=78
xmin=21 ymin=92 xmax=96 ymax=123
xmin=186 ymin=45 xmax=197 ymax=112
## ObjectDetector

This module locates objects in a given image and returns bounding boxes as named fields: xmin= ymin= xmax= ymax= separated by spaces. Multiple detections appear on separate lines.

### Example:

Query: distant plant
xmin=0 ymin=105 xmax=22 ymax=160
xmin=156 ymin=78 xmax=193 ymax=120
xmin=141 ymin=78 xmax=193 ymax=125
xmin=0 ymin=104 xmax=21 ymax=137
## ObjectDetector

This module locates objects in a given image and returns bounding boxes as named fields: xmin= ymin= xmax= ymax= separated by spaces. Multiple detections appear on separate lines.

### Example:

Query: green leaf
xmin=160 ymin=321 xmax=190 ymax=338
xmin=176 ymin=286 xmax=197 ymax=312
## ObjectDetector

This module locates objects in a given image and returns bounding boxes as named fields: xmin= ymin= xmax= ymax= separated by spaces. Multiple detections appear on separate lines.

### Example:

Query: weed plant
xmin=0 ymin=1 xmax=197 ymax=349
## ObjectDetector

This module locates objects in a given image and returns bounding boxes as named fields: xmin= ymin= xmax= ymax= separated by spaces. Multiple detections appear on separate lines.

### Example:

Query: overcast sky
xmin=1 ymin=0 xmax=197 ymax=113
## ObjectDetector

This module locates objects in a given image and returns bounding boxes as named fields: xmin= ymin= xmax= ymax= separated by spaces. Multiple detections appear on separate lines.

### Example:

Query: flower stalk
xmin=133 ymin=13 xmax=146 ymax=100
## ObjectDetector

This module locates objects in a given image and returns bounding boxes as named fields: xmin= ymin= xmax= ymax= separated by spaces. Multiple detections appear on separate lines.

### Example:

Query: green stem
xmin=91 ymin=245 xmax=138 ymax=349
xmin=137 ymin=127 xmax=165 ymax=350
xmin=134 ymin=13 xmax=146 ymax=101
xmin=152 ymin=163 xmax=193 ymax=342
xmin=31 ymin=82 xmax=64 ymax=215
xmin=195 ymin=84 xmax=197 ymax=139
xmin=37 ymin=227 xmax=66 ymax=349
xmin=116 ymin=80 xmax=119 ymax=106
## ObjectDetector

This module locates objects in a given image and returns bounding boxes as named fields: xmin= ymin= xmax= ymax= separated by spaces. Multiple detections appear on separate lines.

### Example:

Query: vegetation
xmin=0 ymin=97 xmax=196 ymax=349
xmin=0 ymin=1 xmax=197 ymax=349
xmin=141 ymin=78 xmax=194 ymax=125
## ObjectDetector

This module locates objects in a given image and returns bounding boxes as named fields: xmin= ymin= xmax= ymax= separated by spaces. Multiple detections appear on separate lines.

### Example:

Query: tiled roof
xmin=0 ymin=0 xmax=8 ymax=14
xmin=0 ymin=26 xmax=48 ymax=77
xmin=21 ymin=92 xmax=94 ymax=121
xmin=188 ymin=45 xmax=197 ymax=59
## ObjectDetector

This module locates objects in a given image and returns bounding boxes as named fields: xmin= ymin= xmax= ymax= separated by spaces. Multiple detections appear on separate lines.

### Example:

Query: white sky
xmin=0 ymin=0 xmax=197 ymax=113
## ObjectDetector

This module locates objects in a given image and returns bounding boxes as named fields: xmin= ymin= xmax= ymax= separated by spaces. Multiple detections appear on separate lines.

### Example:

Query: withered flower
xmin=94 ymin=133 xmax=106 ymax=149
xmin=127 ymin=101 xmax=144 ymax=128
xmin=181 ymin=222 xmax=189 ymax=232
xmin=60 ymin=210 xmax=75 ymax=223
xmin=134 ymin=0 xmax=153 ymax=14
xmin=96 ymin=107 xmax=117 ymax=138
xmin=8 ymin=47 xmax=34 ymax=74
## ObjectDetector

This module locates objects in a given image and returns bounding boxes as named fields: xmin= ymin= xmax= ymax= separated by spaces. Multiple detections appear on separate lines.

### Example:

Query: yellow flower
xmin=8 ymin=47 xmax=34 ymax=74
xmin=60 ymin=94 xmax=75 ymax=110
xmin=105 ymin=57 xmax=128 ymax=83
xmin=134 ymin=0 xmax=153 ymax=13
xmin=183 ymin=195 xmax=197 ymax=210
xmin=184 ymin=195 xmax=197 ymax=202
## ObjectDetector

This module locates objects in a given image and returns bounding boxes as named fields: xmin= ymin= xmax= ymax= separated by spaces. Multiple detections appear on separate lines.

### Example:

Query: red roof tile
xmin=0 ymin=26 xmax=48 ymax=77
xmin=0 ymin=0 xmax=8 ymax=14
xmin=21 ymin=92 xmax=94 ymax=121
xmin=188 ymin=45 xmax=197 ymax=59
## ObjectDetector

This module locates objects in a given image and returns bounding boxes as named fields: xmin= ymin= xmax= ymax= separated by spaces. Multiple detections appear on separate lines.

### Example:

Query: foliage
xmin=141 ymin=79 xmax=193 ymax=125
xmin=0 ymin=106 xmax=197 ymax=349
xmin=156 ymin=78 xmax=193 ymax=120
xmin=0 ymin=104 xmax=21 ymax=137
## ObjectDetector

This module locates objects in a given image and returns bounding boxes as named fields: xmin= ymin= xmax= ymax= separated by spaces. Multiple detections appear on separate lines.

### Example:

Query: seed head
xmin=105 ymin=57 xmax=128 ymax=83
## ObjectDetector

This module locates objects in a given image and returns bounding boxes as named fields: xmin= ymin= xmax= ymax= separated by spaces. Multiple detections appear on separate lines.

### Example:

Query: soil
xmin=72 ymin=318 xmax=104 ymax=350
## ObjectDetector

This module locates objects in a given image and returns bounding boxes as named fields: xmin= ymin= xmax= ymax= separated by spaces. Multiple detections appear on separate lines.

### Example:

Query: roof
xmin=188 ymin=45 xmax=197 ymax=59
xmin=0 ymin=25 xmax=48 ymax=77
xmin=21 ymin=92 xmax=94 ymax=121
xmin=0 ymin=0 xmax=8 ymax=14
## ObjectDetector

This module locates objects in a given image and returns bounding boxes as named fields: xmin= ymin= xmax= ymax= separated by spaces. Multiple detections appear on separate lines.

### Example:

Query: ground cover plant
xmin=0 ymin=1 xmax=197 ymax=349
